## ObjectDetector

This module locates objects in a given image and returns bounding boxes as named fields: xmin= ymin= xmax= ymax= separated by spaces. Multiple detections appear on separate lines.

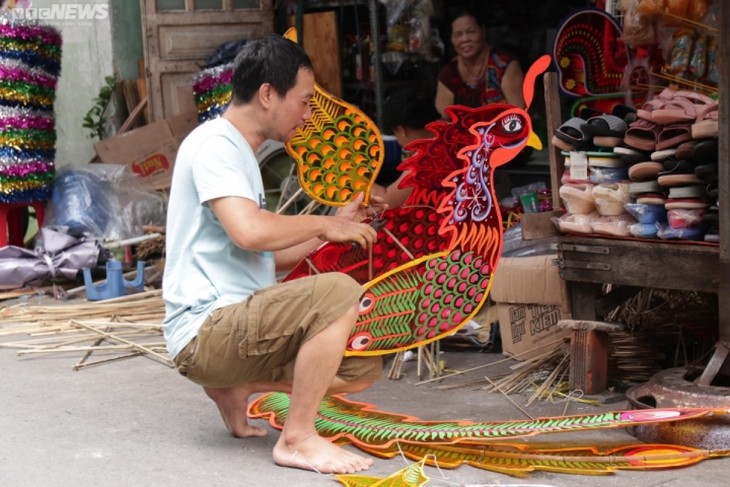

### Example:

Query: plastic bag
xmin=45 ymin=164 xmax=166 ymax=241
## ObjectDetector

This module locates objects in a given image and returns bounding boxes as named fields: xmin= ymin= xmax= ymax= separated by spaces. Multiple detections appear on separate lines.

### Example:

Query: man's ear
xmin=258 ymin=82 xmax=274 ymax=108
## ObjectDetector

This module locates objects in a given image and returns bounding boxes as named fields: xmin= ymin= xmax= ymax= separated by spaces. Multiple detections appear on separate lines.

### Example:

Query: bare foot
xmin=273 ymin=433 xmax=373 ymax=474
xmin=203 ymin=386 xmax=268 ymax=438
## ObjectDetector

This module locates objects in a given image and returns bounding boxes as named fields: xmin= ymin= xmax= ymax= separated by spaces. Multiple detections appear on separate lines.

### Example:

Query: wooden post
xmin=558 ymin=319 xmax=623 ymax=394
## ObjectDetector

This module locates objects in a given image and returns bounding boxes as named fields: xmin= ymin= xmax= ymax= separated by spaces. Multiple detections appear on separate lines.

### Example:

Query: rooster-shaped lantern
xmin=285 ymin=55 xmax=551 ymax=356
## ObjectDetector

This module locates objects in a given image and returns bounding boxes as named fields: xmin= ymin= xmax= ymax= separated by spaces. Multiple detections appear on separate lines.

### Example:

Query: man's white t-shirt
xmin=162 ymin=117 xmax=276 ymax=359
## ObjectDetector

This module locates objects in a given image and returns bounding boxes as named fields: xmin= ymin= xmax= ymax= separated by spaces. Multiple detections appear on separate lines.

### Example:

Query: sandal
xmin=559 ymin=183 xmax=595 ymax=214
xmin=628 ymin=161 xmax=663 ymax=181
xmin=625 ymin=203 xmax=667 ymax=224
xmin=623 ymin=119 xmax=659 ymax=152
xmin=655 ymin=123 xmax=692 ymax=151
xmin=553 ymin=117 xmax=589 ymax=150
xmin=691 ymin=104 xmax=719 ymax=139
xmin=583 ymin=114 xmax=627 ymax=147
xmin=651 ymin=98 xmax=698 ymax=125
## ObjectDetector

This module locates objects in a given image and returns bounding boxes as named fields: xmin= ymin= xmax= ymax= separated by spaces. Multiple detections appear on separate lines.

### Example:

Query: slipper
xmin=650 ymin=148 xmax=677 ymax=161
xmin=557 ymin=212 xmax=596 ymax=234
xmin=590 ymin=166 xmax=629 ymax=184
xmin=559 ymin=183 xmax=595 ymax=214
xmin=629 ymin=180 xmax=662 ymax=196
xmin=624 ymin=203 xmax=667 ymax=224
xmin=691 ymin=138 xmax=718 ymax=163
xmin=554 ymin=117 xmax=589 ymax=149
xmin=636 ymin=88 xmax=679 ymax=121
xmin=660 ymin=158 xmax=695 ymax=174
xmin=691 ymin=104 xmax=719 ymax=139
xmin=664 ymin=198 xmax=710 ymax=210
xmin=623 ymin=119 xmax=659 ymax=152
xmin=694 ymin=163 xmax=718 ymax=182
xmin=590 ymin=214 xmax=635 ymax=237
xmin=613 ymin=145 xmax=645 ymax=156
xmin=620 ymin=152 xmax=649 ymax=165
xmin=675 ymin=140 xmax=698 ymax=160
xmin=657 ymin=173 xmax=701 ymax=187
xmin=637 ymin=193 xmax=667 ymax=205
xmin=637 ymin=97 xmax=667 ymax=122
xmin=668 ymin=208 xmax=705 ymax=229
xmin=583 ymin=114 xmax=627 ymax=138
xmin=592 ymin=183 xmax=630 ymax=216
xmin=668 ymin=185 xmax=707 ymax=199
xmin=707 ymin=184 xmax=719 ymax=201
xmin=651 ymin=98 xmax=697 ymax=125
xmin=655 ymin=123 xmax=692 ymax=151
xmin=628 ymin=161 xmax=663 ymax=181
xmin=629 ymin=222 xmax=660 ymax=239
xmin=656 ymin=223 xmax=705 ymax=241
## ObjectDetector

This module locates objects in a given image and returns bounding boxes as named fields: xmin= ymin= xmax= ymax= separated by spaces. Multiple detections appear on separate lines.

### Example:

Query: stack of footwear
xmin=553 ymin=113 xmax=637 ymax=237
xmin=622 ymin=88 xmax=718 ymax=241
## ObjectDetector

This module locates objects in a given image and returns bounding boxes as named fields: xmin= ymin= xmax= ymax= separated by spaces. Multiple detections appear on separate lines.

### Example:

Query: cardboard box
xmin=491 ymin=254 xmax=571 ymax=359
xmin=495 ymin=303 xmax=571 ymax=360
xmin=94 ymin=111 xmax=199 ymax=190
xmin=520 ymin=210 xmax=561 ymax=240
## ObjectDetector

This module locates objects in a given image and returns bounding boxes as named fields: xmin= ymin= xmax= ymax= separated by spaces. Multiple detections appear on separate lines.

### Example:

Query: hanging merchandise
xmin=0 ymin=14 xmax=61 ymax=205
xmin=192 ymin=63 xmax=233 ymax=123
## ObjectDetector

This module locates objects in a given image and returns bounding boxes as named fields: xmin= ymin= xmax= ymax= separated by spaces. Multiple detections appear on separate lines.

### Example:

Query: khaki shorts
xmin=174 ymin=273 xmax=382 ymax=388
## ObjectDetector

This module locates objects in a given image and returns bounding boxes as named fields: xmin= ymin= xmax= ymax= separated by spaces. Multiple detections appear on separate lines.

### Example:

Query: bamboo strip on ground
xmin=0 ymin=290 xmax=170 ymax=370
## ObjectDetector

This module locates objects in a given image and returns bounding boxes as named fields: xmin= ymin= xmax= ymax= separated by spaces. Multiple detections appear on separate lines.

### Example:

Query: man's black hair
xmin=230 ymin=34 xmax=313 ymax=105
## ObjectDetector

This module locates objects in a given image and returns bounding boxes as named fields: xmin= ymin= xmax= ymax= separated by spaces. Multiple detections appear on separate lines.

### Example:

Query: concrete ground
xmin=2 ymin=325 xmax=729 ymax=487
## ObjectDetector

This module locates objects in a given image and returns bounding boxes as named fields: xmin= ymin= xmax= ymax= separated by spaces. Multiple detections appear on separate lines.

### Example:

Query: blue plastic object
xmin=83 ymin=260 xmax=145 ymax=301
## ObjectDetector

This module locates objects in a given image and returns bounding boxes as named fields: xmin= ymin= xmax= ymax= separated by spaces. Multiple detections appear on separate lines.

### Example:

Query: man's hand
xmin=318 ymin=215 xmax=378 ymax=249
xmin=335 ymin=193 xmax=389 ymax=222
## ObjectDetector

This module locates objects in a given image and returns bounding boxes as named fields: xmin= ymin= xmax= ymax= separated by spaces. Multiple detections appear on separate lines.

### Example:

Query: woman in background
xmin=435 ymin=9 xmax=525 ymax=118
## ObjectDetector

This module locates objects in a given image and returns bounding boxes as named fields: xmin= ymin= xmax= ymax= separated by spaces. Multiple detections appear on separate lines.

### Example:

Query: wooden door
xmin=141 ymin=0 xmax=274 ymax=121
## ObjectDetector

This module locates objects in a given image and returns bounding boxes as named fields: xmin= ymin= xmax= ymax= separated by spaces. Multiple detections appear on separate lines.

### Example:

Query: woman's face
xmin=450 ymin=15 xmax=486 ymax=59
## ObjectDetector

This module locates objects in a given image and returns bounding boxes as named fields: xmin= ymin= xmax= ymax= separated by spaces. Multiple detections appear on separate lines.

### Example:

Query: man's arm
xmin=208 ymin=194 xmax=378 ymax=270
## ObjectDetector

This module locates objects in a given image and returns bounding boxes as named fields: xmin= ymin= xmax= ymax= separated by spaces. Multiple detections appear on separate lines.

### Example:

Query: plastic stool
xmin=0 ymin=201 xmax=45 ymax=248
xmin=83 ymin=260 xmax=146 ymax=301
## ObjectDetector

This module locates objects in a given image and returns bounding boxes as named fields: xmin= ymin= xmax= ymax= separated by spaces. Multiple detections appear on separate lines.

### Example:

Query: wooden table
xmin=557 ymin=235 xmax=720 ymax=320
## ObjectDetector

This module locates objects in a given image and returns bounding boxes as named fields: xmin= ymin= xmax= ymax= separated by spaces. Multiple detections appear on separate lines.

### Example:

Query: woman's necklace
xmin=459 ymin=47 xmax=489 ymax=87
